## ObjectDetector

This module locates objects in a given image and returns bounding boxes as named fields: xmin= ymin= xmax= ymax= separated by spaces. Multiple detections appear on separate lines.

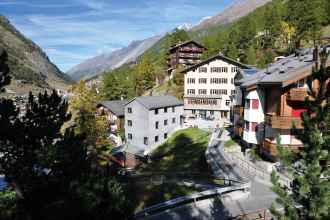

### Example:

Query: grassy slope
xmin=142 ymin=128 xmax=211 ymax=173
xmin=128 ymin=128 xmax=214 ymax=211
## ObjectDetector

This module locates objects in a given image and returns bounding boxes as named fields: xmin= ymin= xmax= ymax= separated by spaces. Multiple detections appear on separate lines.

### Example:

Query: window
xmin=192 ymin=110 xmax=196 ymax=114
xmin=155 ymin=121 xmax=159 ymax=129
xmin=245 ymin=99 xmax=250 ymax=109
xmin=155 ymin=136 xmax=159 ymax=142
xmin=187 ymin=98 xmax=218 ymax=105
xmin=164 ymin=107 xmax=168 ymax=113
xmin=187 ymin=89 xmax=195 ymax=95
xmin=198 ymin=89 xmax=207 ymax=95
xmin=172 ymin=107 xmax=175 ymax=113
xmin=244 ymin=121 xmax=249 ymax=130
xmin=251 ymin=122 xmax=258 ymax=132
xmin=155 ymin=109 xmax=159 ymax=114
xmin=297 ymin=78 xmax=305 ymax=88
xmin=252 ymin=99 xmax=259 ymax=109
xmin=231 ymin=78 xmax=234 ymax=84
xmin=128 ymin=133 xmax=132 ymax=140
xmin=172 ymin=117 xmax=176 ymax=123
xmin=210 ymin=89 xmax=227 ymax=95
xmin=164 ymin=133 xmax=168 ymax=139
xmin=144 ymin=137 xmax=148 ymax=145
xmin=210 ymin=67 xmax=228 ymax=73
xmin=127 ymin=120 xmax=132 ymax=127
xmin=210 ymin=110 xmax=214 ymax=115
xmin=164 ymin=119 xmax=168 ymax=126
xmin=210 ymin=78 xmax=228 ymax=84
xmin=198 ymin=78 xmax=207 ymax=84
xmin=198 ymin=67 xmax=207 ymax=73
xmin=231 ymin=67 xmax=238 ymax=72
xmin=187 ymin=78 xmax=195 ymax=84
xmin=231 ymin=90 xmax=236 ymax=95
xmin=226 ymin=100 xmax=230 ymax=106
xmin=127 ymin=107 xmax=132 ymax=113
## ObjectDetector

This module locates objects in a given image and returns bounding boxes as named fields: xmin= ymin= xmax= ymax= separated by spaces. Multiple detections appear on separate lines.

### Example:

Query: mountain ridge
xmin=67 ymin=35 xmax=163 ymax=81
xmin=0 ymin=15 xmax=71 ymax=95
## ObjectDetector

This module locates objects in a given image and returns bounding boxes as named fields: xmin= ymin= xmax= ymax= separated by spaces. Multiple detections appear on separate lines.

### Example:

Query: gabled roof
xmin=169 ymin=40 xmax=207 ymax=52
xmin=181 ymin=53 xmax=251 ymax=73
xmin=126 ymin=95 xmax=183 ymax=110
xmin=97 ymin=100 xmax=128 ymax=116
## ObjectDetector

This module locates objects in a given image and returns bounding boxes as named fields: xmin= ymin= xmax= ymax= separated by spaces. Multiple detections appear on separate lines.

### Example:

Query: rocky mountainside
xmin=67 ymin=35 xmax=163 ymax=81
xmin=0 ymin=15 xmax=71 ymax=95
xmin=191 ymin=0 xmax=271 ymax=32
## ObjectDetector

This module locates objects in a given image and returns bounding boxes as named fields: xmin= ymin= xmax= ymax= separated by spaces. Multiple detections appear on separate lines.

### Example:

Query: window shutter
xmin=252 ymin=99 xmax=259 ymax=109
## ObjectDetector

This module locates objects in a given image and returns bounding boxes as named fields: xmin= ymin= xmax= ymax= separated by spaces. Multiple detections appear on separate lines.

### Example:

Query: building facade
xmin=234 ymin=47 xmax=330 ymax=160
xmin=167 ymin=40 xmax=206 ymax=77
xmin=124 ymin=96 xmax=184 ymax=155
xmin=182 ymin=53 xmax=250 ymax=120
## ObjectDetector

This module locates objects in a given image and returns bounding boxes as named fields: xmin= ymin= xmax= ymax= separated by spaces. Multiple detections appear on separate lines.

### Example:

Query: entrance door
xmin=199 ymin=110 xmax=206 ymax=119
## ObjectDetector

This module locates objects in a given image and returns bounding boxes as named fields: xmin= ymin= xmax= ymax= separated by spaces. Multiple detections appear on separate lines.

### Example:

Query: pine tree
xmin=271 ymin=49 xmax=330 ymax=219
xmin=287 ymin=0 xmax=327 ymax=48
xmin=263 ymin=1 xmax=282 ymax=48
xmin=135 ymin=53 xmax=155 ymax=95
xmin=0 ymin=48 xmax=10 ymax=89
xmin=245 ymin=45 xmax=257 ymax=65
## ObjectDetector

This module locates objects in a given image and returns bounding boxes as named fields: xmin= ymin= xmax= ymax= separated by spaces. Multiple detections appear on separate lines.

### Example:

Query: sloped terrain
xmin=0 ymin=15 xmax=71 ymax=95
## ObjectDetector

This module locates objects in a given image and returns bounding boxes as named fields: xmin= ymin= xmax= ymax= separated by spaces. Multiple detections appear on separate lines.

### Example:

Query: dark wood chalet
xmin=167 ymin=40 xmax=206 ymax=77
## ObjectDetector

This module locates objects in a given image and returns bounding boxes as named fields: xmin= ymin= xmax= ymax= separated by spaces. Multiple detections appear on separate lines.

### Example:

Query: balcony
xmin=262 ymin=138 xmax=302 ymax=157
xmin=233 ymin=105 xmax=244 ymax=116
xmin=265 ymin=113 xmax=303 ymax=129
xmin=287 ymin=88 xmax=309 ymax=102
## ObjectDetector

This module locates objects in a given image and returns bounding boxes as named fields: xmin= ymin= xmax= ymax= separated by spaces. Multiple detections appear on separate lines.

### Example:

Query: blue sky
xmin=1 ymin=0 xmax=234 ymax=72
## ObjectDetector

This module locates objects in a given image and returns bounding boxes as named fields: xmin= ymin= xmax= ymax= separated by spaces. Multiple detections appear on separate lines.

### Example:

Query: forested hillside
xmin=100 ymin=0 xmax=330 ymax=101
xmin=0 ymin=16 xmax=72 ymax=95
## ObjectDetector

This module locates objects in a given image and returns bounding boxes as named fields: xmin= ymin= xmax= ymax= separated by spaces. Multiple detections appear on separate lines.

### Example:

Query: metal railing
xmin=134 ymin=180 xmax=251 ymax=219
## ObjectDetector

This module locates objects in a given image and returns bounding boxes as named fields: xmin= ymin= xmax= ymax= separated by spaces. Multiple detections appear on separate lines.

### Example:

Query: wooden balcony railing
xmin=262 ymin=138 xmax=302 ymax=157
xmin=287 ymin=88 xmax=309 ymax=102
xmin=233 ymin=105 xmax=244 ymax=116
xmin=265 ymin=113 xmax=303 ymax=129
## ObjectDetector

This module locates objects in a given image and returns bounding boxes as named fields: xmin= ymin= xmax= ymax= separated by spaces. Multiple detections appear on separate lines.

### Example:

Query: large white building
xmin=182 ymin=53 xmax=251 ymax=120
xmin=124 ymin=96 xmax=184 ymax=155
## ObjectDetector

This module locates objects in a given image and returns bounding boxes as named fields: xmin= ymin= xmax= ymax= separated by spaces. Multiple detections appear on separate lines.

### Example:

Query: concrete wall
xmin=147 ymin=105 xmax=184 ymax=153
xmin=125 ymin=100 xmax=149 ymax=151
xmin=125 ymin=100 xmax=183 ymax=155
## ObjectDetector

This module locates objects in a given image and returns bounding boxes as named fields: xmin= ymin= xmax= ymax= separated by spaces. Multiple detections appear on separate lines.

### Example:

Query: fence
xmin=134 ymin=180 xmax=251 ymax=219
xmin=224 ymin=149 xmax=292 ymax=188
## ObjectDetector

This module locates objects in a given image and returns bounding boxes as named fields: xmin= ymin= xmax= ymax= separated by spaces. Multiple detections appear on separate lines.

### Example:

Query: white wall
xmin=243 ymin=89 xmax=265 ymax=145
xmin=184 ymin=58 xmax=238 ymax=113
xmin=125 ymin=100 xmax=184 ymax=155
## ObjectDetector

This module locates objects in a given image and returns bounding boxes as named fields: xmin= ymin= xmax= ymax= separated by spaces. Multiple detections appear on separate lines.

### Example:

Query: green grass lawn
xmin=129 ymin=128 xmax=219 ymax=211
xmin=224 ymin=138 xmax=238 ymax=149
xmin=142 ymin=128 xmax=211 ymax=173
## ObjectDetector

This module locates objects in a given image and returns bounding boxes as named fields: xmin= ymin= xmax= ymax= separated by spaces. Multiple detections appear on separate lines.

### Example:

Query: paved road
xmin=141 ymin=129 xmax=276 ymax=220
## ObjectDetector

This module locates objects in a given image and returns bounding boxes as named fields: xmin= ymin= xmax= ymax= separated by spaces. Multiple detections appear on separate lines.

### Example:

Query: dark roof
xmin=169 ymin=40 xmax=207 ymax=52
xmin=97 ymin=100 xmax=128 ymax=116
xmin=126 ymin=95 xmax=183 ymax=110
xmin=240 ymin=47 xmax=330 ymax=89
xmin=111 ymin=144 xmax=145 ymax=157
xmin=181 ymin=53 xmax=251 ymax=73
